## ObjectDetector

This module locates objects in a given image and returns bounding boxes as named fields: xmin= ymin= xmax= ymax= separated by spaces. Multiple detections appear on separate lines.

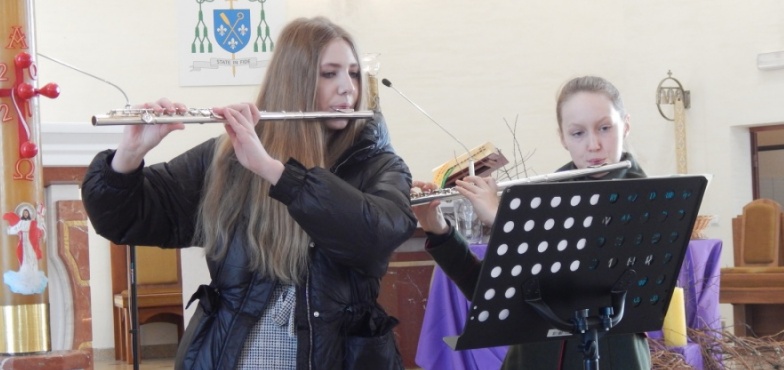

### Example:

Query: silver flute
xmin=411 ymin=160 xmax=632 ymax=205
xmin=92 ymin=108 xmax=375 ymax=126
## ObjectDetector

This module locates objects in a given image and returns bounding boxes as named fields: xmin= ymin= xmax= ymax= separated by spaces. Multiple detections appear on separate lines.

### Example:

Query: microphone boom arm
xmin=382 ymin=78 xmax=475 ymax=176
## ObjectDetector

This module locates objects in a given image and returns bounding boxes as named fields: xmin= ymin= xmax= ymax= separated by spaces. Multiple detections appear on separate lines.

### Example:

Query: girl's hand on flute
xmin=455 ymin=175 xmax=499 ymax=226
xmin=411 ymin=181 xmax=449 ymax=235
xmin=112 ymin=98 xmax=185 ymax=174
xmin=216 ymin=103 xmax=284 ymax=185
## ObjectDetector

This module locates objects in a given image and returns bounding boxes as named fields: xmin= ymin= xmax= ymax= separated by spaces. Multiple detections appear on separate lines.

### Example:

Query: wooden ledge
xmin=721 ymin=272 xmax=784 ymax=288
xmin=719 ymin=287 xmax=784 ymax=304
xmin=721 ymin=267 xmax=784 ymax=274
xmin=114 ymin=292 xmax=183 ymax=308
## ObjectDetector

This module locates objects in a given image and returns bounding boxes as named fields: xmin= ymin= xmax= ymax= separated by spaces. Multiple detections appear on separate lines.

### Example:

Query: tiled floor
xmin=94 ymin=358 xmax=175 ymax=370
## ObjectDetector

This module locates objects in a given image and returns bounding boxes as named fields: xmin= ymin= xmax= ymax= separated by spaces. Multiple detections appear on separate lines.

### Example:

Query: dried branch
xmin=649 ymin=327 xmax=784 ymax=369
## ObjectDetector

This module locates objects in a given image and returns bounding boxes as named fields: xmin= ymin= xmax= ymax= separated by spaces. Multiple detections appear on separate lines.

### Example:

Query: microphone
xmin=381 ymin=78 xmax=475 ymax=176
xmin=38 ymin=53 xmax=131 ymax=109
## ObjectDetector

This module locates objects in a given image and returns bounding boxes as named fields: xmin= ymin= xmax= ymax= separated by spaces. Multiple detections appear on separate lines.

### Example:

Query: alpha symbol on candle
xmin=5 ymin=26 xmax=28 ymax=49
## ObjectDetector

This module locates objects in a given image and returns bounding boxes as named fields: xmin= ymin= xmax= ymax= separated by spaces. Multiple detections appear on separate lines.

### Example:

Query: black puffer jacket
xmin=81 ymin=115 xmax=417 ymax=370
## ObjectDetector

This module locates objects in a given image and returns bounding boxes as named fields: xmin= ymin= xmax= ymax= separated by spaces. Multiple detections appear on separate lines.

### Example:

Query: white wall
xmin=33 ymin=0 xmax=784 ymax=350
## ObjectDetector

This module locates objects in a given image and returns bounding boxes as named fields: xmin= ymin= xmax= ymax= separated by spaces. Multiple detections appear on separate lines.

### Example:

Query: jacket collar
xmin=331 ymin=113 xmax=393 ymax=172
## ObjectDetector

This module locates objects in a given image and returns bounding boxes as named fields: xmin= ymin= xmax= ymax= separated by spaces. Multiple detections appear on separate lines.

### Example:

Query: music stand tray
xmin=444 ymin=176 xmax=708 ymax=367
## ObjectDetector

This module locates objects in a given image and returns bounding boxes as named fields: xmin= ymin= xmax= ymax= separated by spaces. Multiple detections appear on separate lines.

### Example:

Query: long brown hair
xmin=195 ymin=17 xmax=366 ymax=285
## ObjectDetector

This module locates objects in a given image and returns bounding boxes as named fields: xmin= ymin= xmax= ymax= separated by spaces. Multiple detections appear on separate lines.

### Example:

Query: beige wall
xmin=34 ymin=0 xmax=784 ymax=351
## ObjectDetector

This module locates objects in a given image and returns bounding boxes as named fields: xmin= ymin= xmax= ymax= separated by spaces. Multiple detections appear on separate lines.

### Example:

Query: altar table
xmin=415 ymin=239 xmax=723 ymax=370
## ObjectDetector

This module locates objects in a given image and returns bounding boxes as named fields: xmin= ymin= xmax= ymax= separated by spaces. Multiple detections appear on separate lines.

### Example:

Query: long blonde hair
xmin=195 ymin=17 xmax=366 ymax=285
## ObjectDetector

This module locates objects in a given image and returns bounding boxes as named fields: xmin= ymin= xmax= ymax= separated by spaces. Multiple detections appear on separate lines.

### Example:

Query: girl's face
xmin=558 ymin=92 xmax=630 ymax=170
xmin=316 ymin=38 xmax=360 ymax=131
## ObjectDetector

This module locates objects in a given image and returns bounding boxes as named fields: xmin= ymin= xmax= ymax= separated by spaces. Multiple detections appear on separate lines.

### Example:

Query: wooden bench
xmin=111 ymin=244 xmax=184 ymax=364
xmin=719 ymin=198 xmax=784 ymax=338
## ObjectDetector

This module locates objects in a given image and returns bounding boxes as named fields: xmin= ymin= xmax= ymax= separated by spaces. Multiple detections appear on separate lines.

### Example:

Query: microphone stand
xmin=128 ymin=245 xmax=140 ymax=370
xmin=38 ymin=53 xmax=136 ymax=368
xmin=381 ymin=78 xmax=475 ymax=176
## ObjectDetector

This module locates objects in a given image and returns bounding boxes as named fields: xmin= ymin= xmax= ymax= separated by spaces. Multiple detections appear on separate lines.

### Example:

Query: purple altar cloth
xmin=416 ymin=239 xmax=723 ymax=370
xmin=648 ymin=238 xmax=723 ymax=369
xmin=415 ymin=244 xmax=506 ymax=370
xmin=681 ymin=238 xmax=723 ymax=334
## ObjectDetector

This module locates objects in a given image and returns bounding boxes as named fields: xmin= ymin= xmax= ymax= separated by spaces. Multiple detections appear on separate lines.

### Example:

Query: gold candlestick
xmin=362 ymin=53 xmax=381 ymax=111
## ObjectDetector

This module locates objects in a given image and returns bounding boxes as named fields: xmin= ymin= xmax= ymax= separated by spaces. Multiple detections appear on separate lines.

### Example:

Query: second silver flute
xmin=92 ymin=108 xmax=375 ymax=126
xmin=411 ymin=160 xmax=632 ymax=205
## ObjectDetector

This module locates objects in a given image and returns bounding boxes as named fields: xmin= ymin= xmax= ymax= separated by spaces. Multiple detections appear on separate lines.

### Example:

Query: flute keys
xmin=141 ymin=111 xmax=155 ymax=124
xmin=410 ymin=187 xmax=460 ymax=204
xmin=186 ymin=108 xmax=214 ymax=117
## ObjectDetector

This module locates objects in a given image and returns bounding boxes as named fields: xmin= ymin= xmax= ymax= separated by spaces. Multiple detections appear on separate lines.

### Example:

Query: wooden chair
xmin=111 ymin=243 xmax=184 ymax=364
xmin=719 ymin=198 xmax=784 ymax=338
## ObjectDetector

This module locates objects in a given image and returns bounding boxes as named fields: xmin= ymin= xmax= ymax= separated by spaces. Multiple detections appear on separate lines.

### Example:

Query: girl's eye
xmin=571 ymin=131 xmax=584 ymax=138
xmin=349 ymin=71 xmax=360 ymax=79
xmin=321 ymin=71 xmax=336 ymax=78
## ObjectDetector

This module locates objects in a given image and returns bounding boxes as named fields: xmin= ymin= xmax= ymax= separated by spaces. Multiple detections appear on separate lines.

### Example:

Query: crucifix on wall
xmin=656 ymin=71 xmax=691 ymax=174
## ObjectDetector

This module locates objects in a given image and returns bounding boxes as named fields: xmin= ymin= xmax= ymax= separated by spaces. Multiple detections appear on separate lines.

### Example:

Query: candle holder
xmin=362 ymin=53 xmax=381 ymax=111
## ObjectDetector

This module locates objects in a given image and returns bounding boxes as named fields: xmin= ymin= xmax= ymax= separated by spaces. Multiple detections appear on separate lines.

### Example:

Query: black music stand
xmin=443 ymin=176 xmax=708 ymax=370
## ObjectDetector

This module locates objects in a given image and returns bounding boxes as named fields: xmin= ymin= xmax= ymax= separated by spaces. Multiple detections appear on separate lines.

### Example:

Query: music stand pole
xmin=579 ymin=327 xmax=600 ymax=370
xmin=574 ymin=308 xmax=611 ymax=370
xmin=129 ymin=245 xmax=140 ymax=370
xmin=524 ymin=270 xmax=634 ymax=370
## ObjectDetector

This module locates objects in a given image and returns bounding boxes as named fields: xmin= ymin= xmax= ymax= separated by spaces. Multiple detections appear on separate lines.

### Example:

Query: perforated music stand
xmin=443 ymin=176 xmax=709 ymax=370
